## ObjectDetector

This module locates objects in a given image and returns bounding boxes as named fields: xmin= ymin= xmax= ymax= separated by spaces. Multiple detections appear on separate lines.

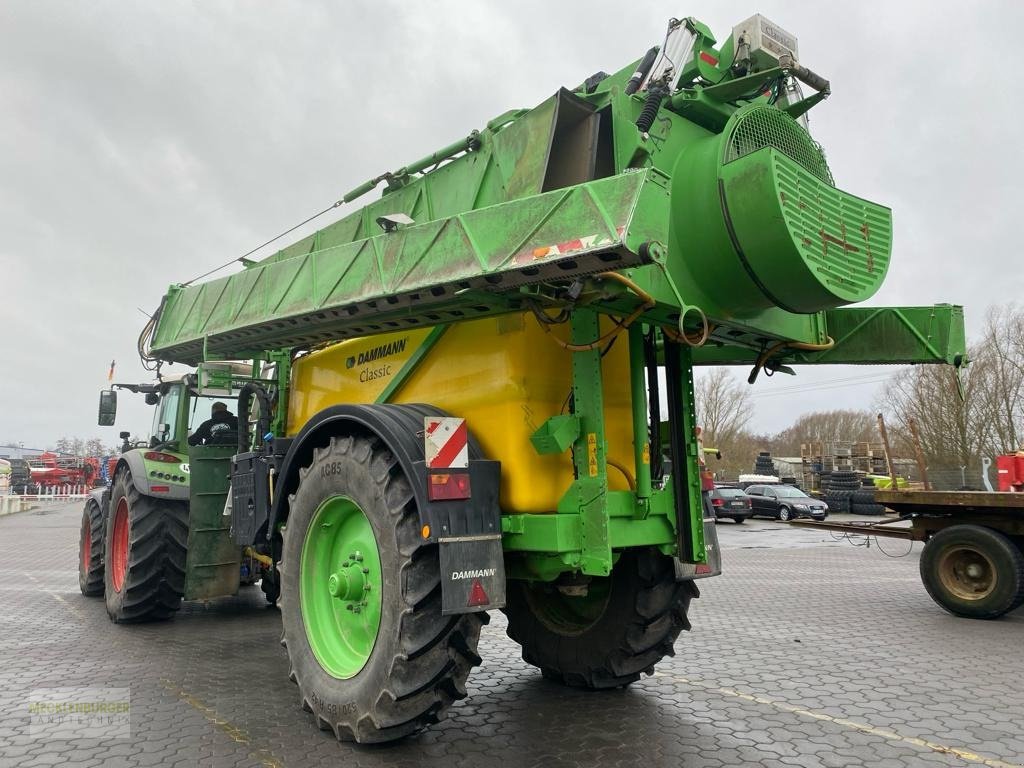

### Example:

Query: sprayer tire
xmin=504 ymin=548 xmax=698 ymax=689
xmin=78 ymin=500 xmax=105 ymax=597
xmin=103 ymin=471 xmax=188 ymax=623
xmin=279 ymin=435 xmax=486 ymax=744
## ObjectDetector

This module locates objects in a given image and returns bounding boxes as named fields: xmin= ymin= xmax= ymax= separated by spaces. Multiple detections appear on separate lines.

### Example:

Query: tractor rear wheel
xmin=78 ymin=500 xmax=105 ymax=597
xmin=279 ymin=435 xmax=486 ymax=744
xmin=103 ymin=471 xmax=188 ymax=623
xmin=504 ymin=548 xmax=698 ymax=689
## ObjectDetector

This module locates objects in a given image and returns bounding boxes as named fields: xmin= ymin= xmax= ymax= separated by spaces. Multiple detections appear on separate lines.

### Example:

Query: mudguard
xmin=87 ymin=486 xmax=108 ymax=510
xmin=116 ymin=451 xmax=189 ymax=502
xmin=269 ymin=403 xmax=505 ymax=613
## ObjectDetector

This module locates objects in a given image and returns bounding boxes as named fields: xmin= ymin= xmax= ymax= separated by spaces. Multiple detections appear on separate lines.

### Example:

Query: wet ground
xmin=1 ymin=501 xmax=1021 ymax=768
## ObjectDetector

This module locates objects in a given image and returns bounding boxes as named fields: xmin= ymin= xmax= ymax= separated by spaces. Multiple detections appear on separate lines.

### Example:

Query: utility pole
xmin=876 ymin=413 xmax=900 ymax=491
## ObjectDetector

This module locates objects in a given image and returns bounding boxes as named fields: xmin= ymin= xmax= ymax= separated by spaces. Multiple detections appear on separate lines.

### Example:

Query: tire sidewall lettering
xmin=281 ymin=439 xmax=403 ymax=729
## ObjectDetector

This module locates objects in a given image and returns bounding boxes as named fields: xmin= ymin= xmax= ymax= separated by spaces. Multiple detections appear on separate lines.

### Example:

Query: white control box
xmin=732 ymin=14 xmax=799 ymax=69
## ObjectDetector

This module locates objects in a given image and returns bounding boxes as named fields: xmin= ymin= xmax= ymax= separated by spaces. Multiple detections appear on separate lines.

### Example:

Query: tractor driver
xmin=188 ymin=402 xmax=239 ymax=446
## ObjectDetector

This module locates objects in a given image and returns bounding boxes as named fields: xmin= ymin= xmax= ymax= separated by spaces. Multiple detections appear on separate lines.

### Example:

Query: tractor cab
xmin=98 ymin=361 xmax=262 ymax=452
xmin=149 ymin=379 xmax=239 ymax=449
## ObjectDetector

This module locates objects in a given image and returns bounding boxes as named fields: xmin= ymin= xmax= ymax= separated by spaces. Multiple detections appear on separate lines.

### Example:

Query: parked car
xmin=745 ymin=484 xmax=829 ymax=521
xmin=709 ymin=486 xmax=753 ymax=523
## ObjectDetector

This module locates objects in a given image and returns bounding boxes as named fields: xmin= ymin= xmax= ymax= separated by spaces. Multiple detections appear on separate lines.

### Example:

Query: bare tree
xmin=694 ymin=367 xmax=753 ymax=446
xmin=693 ymin=368 xmax=757 ymax=478
xmin=52 ymin=436 xmax=115 ymax=456
xmin=84 ymin=438 xmax=110 ymax=456
xmin=54 ymin=436 xmax=85 ymax=455
xmin=972 ymin=304 xmax=1024 ymax=454
xmin=771 ymin=409 xmax=877 ymax=456
xmin=879 ymin=303 xmax=1024 ymax=486
xmin=880 ymin=362 xmax=977 ymax=465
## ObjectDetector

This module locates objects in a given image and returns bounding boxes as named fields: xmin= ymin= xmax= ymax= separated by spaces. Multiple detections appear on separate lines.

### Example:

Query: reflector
xmin=467 ymin=579 xmax=489 ymax=607
xmin=428 ymin=472 xmax=471 ymax=501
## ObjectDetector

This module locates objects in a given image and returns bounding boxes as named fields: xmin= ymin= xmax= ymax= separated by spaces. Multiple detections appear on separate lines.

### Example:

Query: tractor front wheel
xmin=103 ymin=471 xmax=188 ymax=622
xmin=504 ymin=548 xmax=698 ymax=689
xmin=78 ymin=500 xmax=105 ymax=597
xmin=279 ymin=435 xmax=486 ymax=743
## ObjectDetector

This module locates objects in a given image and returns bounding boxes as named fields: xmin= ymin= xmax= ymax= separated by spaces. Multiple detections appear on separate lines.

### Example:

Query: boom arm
xmin=692 ymin=305 xmax=967 ymax=367
xmin=144 ymin=15 xmax=967 ymax=377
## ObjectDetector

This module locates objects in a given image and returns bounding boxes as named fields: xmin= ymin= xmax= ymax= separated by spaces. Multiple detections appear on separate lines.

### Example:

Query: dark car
xmin=745 ymin=484 xmax=828 ymax=521
xmin=709 ymin=487 xmax=753 ymax=523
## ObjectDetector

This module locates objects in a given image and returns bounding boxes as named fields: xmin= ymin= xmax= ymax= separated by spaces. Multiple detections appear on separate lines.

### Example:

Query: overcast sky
xmin=1 ymin=1 xmax=1021 ymax=451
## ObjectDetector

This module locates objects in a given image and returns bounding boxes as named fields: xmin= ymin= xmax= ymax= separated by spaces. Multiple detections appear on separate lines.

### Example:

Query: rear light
xmin=695 ymin=563 xmax=712 ymax=575
xmin=144 ymin=451 xmax=179 ymax=463
xmin=711 ymin=498 xmax=724 ymax=506
xmin=428 ymin=472 xmax=471 ymax=501
xmin=150 ymin=485 xmax=170 ymax=493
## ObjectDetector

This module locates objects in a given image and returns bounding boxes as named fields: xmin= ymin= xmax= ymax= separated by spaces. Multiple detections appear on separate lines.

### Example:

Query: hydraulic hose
xmin=747 ymin=337 xmax=836 ymax=384
xmin=607 ymin=458 xmax=637 ymax=491
xmin=532 ymin=271 xmax=713 ymax=352
xmin=532 ymin=272 xmax=656 ymax=352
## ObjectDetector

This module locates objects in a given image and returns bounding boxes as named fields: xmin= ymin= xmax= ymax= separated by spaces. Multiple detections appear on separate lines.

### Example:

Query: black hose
xmin=625 ymin=47 xmax=659 ymax=95
xmin=237 ymin=382 xmax=272 ymax=453
xmin=636 ymin=85 xmax=666 ymax=133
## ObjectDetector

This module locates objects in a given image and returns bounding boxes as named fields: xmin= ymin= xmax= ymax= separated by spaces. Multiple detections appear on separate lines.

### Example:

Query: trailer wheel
xmin=78 ymin=500 xmax=105 ymax=597
xmin=920 ymin=525 xmax=1024 ymax=620
xmin=103 ymin=471 xmax=188 ymax=622
xmin=279 ymin=435 xmax=486 ymax=744
xmin=504 ymin=548 xmax=698 ymax=689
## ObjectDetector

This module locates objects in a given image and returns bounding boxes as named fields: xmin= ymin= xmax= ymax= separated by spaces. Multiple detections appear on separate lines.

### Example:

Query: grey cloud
xmin=1 ymin=1 xmax=1019 ymax=445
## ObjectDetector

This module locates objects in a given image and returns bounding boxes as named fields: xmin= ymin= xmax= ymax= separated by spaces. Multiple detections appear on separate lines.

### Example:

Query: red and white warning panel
xmin=424 ymin=417 xmax=469 ymax=469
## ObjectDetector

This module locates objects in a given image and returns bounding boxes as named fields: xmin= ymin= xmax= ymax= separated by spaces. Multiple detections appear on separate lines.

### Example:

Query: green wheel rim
xmin=523 ymin=577 xmax=612 ymax=637
xmin=299 ymin=495 xmax=383 ymax=679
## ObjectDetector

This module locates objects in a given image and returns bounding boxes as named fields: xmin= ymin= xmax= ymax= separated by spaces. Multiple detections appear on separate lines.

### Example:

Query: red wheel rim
xmin=111 ymin=498 xmax=129 ymax=592
xmin=80 ymin=516 xmax=91 ymax=574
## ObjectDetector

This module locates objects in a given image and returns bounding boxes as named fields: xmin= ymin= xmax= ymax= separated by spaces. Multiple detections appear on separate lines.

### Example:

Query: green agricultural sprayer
xmin=82 ymin=12 xmax=966 ymax=743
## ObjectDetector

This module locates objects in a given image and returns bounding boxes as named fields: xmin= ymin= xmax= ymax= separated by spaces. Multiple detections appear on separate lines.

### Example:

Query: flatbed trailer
xmin=792 ymin=490 xmax=1024 ymax=619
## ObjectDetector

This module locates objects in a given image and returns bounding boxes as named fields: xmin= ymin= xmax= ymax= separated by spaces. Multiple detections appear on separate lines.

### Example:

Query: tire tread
xmin=505 ymin=548 xmax=698 ymax=690
xmin=104 ymin=471 xmax=188 ymax=623
xmin=280 ymin=433 xmax=485 ymax=744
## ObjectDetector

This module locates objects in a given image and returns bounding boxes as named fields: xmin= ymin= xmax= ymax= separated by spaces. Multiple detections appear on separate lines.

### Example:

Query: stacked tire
xmin=754 ymin=452 xmax=778 ymax=477
xmin=851 ymin=489 xmax=886 ymax=516
xmin=825 ymin=471 xmax=885 ymax=515
xmin=824 ymin=470 xmax=857 ymax=514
